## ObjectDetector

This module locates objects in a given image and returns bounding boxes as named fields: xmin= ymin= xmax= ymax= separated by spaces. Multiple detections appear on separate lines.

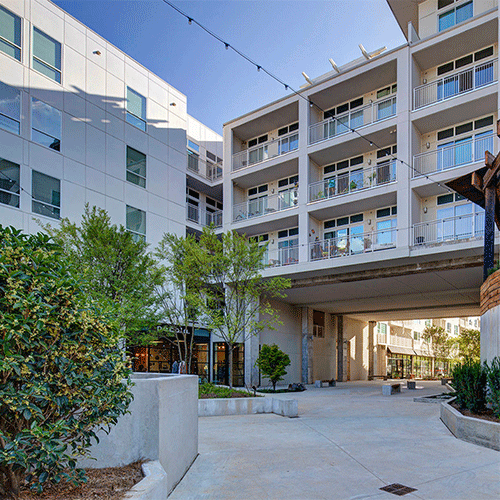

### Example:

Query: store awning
xmin=387 ymin=346 xmax=416 ymax=356
xmin=413 ymin=349 xmax=433 ymax=357
xmin=194 ymin=328 xmax=210 ymax=339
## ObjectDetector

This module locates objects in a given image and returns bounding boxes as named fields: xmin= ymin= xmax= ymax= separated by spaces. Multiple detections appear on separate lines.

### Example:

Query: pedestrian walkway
xmin=170 ymin=381 xmax=500 ymax=499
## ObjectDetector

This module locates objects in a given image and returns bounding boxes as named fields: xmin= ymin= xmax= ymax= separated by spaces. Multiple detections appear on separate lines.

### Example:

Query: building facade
xmin=223 ymin=0 xmax=498 ymax=386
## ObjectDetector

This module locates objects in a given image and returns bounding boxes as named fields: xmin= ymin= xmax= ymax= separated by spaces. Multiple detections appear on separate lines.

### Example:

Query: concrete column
xmin=298 ymin=97 xmax=310 ymax=264
xmin=337 ymin=315 xmax=344 ymax=382
xmin=301 ymin=307 xmax=313 ymax=384
xmin=244 ymin=298 xmax=260 ymax=386
xmin=368 ymin=321 xmax=375 ymax=380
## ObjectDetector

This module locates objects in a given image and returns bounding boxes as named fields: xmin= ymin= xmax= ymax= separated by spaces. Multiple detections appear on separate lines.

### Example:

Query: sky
xmin=53 ymin=0 xmax=407 ymax=135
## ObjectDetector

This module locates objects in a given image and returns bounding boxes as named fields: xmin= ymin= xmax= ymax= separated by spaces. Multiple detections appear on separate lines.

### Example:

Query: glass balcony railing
xmin=412 ymin=212 xmax=484 ymax=246
xmin=186 ymin=203 xmax=223 ymax=228
xmin=413 ymin=59 xmax=497 ymax=110
xmin=413 ymin=133 xmax=494 ymax=177
xmin=187 ymin=155 xmax=223 ymax=181
xmin=308 ymin=160 xmax=396 ymax=202
xmin=232 ymin=189 xmax=298 ymax=222
xmin=308 ymin=96 xmax=396 ymax=145
xmin=232 ymin=131 xmax=299 ymax=172
xmin=308 ymin=228 xmax=396 ymax=262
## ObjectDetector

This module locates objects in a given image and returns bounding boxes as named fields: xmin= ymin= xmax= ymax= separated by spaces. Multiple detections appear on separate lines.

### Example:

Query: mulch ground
xmin=199 ymin=391 xmax=253 ymax=398
xmin=451 ymin=402 xmax=500 ymax=423
xmin=18 ymin=461 xmax=143 ymax=500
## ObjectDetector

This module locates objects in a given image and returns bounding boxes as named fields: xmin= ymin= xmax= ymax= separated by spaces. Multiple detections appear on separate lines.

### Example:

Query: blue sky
xmin=54 ymin=0 xmax=406 ymax=134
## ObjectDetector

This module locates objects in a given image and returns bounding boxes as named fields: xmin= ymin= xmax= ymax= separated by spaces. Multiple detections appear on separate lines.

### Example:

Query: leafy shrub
xmin=0 ymin=227 xmax=133 ymax=499
xmin=486 ymin=357 xmax=500 ymax=419
xmin=451 ymin=359 xmax=487 ymax=413
xmin=198 ymin=383 xmax=251 ymax=398
xmin=255 ymin=344 xmax=291 ymax=392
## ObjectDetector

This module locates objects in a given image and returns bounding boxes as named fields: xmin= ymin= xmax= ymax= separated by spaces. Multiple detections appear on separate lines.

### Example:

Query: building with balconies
xmin=223 ymin=0 xmax=499 ymax=387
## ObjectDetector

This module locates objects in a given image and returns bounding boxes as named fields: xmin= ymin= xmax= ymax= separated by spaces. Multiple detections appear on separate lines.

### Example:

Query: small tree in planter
xmin=0 ymin=227 xmax=132 ymax=498
xmin=255 ymin=344 xmax=291 ymax=392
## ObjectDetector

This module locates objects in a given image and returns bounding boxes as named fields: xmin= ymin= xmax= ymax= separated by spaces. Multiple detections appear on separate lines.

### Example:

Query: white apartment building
xmin=0 ymin=0 xmax=224 ymax=381
xmin=223 ymin=0 xmax=499 ymax=386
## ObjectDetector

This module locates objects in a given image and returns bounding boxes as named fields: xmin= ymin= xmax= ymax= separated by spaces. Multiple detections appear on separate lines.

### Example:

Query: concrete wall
xmin=343 ymin=317 xmax=369 ymax=381
xmin=80 ymin=373 xmax=198 ymax=496
xmin=313 ymin=313 xmax=336 ymax=380
xmin=259 ymin=298 xmax=302 ymax=386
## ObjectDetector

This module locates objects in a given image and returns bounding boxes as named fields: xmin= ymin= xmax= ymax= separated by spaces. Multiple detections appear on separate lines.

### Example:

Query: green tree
xmin=255 ymin=344 xmax=291 ymax=392
xmin=0 ymin=226 xmax=132 ymax=499
xmin=197 ymin=229 xmax=291 ymax=388
xmin=155 ymin=233 xmax=205 ymax=373
xmin=422 ymin=325 xmax=453 ymax=363
xmin=456 ymin=328 xmax=480 ymax=362
xmin=40 ymin=204 xmax=165 ymax=345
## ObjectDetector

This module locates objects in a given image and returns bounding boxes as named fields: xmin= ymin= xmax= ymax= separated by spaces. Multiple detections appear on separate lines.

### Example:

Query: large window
xmin=438 ymin=1 xmax=473 ymax=32
xmin=126 ymin=146 xmax=146 ymax=188
xmin=0 ymin=5 xmax=21 ymax=61
xmin=0 ymin=80 xmax=20 ymax=134
xmin=32 ymin=27 xmax=61 ymax=83
xmin=32 ymin=170 xmax=60 ymax=219
xmin=126 ymin=87 xmax=146 ymax=131
xmin=32 ymin=98 xmax=61 ymax=151
xmin=126 ymin=205 xmax=146 ymax=242
xmin=0 ymin=157 xmax=20 ymax=208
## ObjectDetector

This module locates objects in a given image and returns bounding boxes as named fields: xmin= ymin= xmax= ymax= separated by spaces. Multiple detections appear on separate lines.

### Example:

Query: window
xmin=446 ymin=322 xmax=452 ymax=333
xmin=0 ymin=80 xmax=20 ymax=134
xmin=454 ymin=325 xmax=459 ymax=335
xmin=413 ymin=331 xmax=420 ymax=341
xmin=0 ymin=5 xmax=21 ymax=61
xmin=278 ymin=227 xmax=299 ymax=265
xmin=439 ymin=1 xmax=473 ymax=32
xmin=31 ymin=98 xmax=61 ymax=151
xmin=32 ymin=27 xmax=61 ymax=83
xmin=378 ymin=323 xmax=387 ymax=335
xmin=126 ymin=87 xmax=146 ymax=131
xmin=32 ymin=170 xmax=60 ymax=219
xmin=313 ymin=310 xmax=325 ymax=338
xmin=126 ymin=146 xmax=146 ymax=188
xmin=188 ymin=140 xmax=199 ymax=153
xmin=0 ymin=157 xmax=20 ymax=208
xmin=376 ymin=206 xmax=397 ymax=248
xmin=126 ymin=205 xmax=146 ymax=242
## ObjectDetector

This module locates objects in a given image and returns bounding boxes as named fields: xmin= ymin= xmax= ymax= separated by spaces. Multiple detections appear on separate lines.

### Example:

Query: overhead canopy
xmin=413 ymin=349 xmax=433 ymax=357
xmin=387 ymin=346 xmax=416 ymax=356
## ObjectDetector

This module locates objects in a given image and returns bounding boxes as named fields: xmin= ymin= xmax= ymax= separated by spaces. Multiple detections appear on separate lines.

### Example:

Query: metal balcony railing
xmin=308 ymin=96 xmax=396 ymax=145
xmin=186 ymin=203 xmax=223 ymax=228
xmin=412 ymin=212 xmax=484 ymax=246
xmin=377 ymin=333 xmax=413 ymax=348
xmin=232 ymin=189 xmax=298 ymax=222
xmin=413 ymin=133 xmax=494 ymax=177
xmin=308 ymin=160 xmax=396 ymax=202
xmin=413 ymin=59 xmax=497 ymax=110
xmin=308 ymin=228 xmax=396 ymax=262
xmin=187 ymin=155 xmax=223 ymax=181
xmin=232 ymin=131 xmax=299 ymax=172
xmin=266 ymin=246 xmax=300 ymax=268
xmin=313 ymin=324 xmax=325 ymax=338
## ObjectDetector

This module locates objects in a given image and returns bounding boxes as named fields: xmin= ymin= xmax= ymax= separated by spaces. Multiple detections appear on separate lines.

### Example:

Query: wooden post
xmin=484 ymin=185 xmax=496 ymax=280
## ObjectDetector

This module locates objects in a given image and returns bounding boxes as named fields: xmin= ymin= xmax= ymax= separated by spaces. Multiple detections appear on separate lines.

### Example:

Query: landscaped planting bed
xmin=198 ymin=382 xmax=259 ymax=399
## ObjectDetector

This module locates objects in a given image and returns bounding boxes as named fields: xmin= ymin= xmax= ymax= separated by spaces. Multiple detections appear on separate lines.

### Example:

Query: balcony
xmin=264 ymin=246 xmax=299 ymax=268
xmin=413 ymin=59 xmax=497 ymax=110
xmin=232 ymin=131 xmax=299 ymax=172
xmin=188 ymin=155 xmax=223 ymax=182
xmin=308 ymin=96 xmax=397 ymax=145
xmin=232 ymin=189 xmax=298 ymax=223
xmin=412 ymin=212 xmax=484 ymax=246
xmin=309 ymin=160 xmax=396 ymax=203
xmin=309 ymin=228 xmax=396 ymax=262
xmin=186 ymin=203 xmax=223 ymax=228
xmin=377 ymin=333 xmax=413 ymax=348
xmin=413 ymin=133 xmax=493 ymax=177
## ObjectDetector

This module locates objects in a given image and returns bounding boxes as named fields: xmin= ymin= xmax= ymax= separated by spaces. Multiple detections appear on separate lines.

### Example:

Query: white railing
xmin=308 ymin=228 xmax=396 ymax=261
xmin=232 ymin=189 xmax=298 ymax=222
xmin=266 ymin=246 xmax=299 ymax=268
xmin=412 ymin=212 xmax=484 ymax=246
xmin=377 ymin=333 xmax=388 ymax=344
xmin=413 ymin=59 xmax=497 ymax=109
xmin=308 ymin=161 xmax=396 ymax=202
xmin=308 ymin=96 xmax=396 ymax=145
xmin=413 ymin=134 xmax=494 ymax=177
xmin=388 ymin=335 xmax=413 ymax=348
xmin=188 ymin=155 xmax=223 ymax=181
xmin=186 ymin=203 xmax=223 ymax=228
xmin=313 ymin=324 xmax=325 ymax=338
xmin=232 ymin=131 xmax=299 ymax=171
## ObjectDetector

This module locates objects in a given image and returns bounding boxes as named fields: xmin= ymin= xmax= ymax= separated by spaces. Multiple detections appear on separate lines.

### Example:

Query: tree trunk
xmin=1 ymin=466 xmax=21 ymax=499
xmin=228 ymin=343 xmax=233 ymax=389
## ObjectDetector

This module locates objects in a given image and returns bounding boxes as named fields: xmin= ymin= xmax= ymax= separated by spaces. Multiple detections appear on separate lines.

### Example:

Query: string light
xmin=161 ymin=0 xmax=455 ymax=193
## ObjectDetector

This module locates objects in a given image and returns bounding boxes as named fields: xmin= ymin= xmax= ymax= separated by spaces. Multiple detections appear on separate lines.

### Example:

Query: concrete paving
xmin=170 ymin=381 xmax=500 ymax=500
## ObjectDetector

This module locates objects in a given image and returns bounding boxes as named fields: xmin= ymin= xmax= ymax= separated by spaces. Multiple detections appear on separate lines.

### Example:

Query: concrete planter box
xmin=80 ymin=373 xmax=198 ymax=496
xmin=199 ymin=396 xmax=298 ymax=418
xmin=123 ymin=461 xmax=168 ymax=500
xmin=440 ymin=397 xmax=500 ymax=451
